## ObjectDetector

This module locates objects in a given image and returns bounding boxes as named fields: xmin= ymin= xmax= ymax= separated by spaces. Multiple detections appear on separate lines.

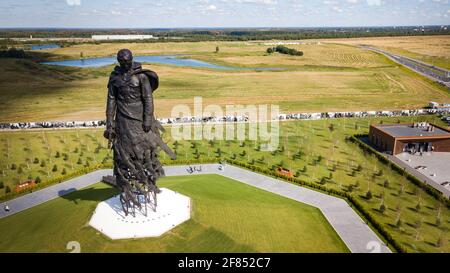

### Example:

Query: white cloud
xmin=66 ymin=0 xmax=81 ymax=6
xmin=221 ymin=0 xmax=277 ymax=5
xmin=366 ymin=0 xmax=382 ymax=6
xmin=346 ymin=0 xmax=383 ymax=5
xmin=206 ymin=4 xmax=217 ymax=10
xmin=333 ymin=6 xmax=343 ymax=12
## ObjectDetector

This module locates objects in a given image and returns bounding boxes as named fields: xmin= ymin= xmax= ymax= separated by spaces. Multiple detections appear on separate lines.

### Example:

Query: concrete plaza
xmin=394 ymin=152 xmax=450 ymax=197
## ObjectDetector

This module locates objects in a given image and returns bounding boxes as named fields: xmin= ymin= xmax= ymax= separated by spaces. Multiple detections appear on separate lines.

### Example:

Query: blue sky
xmin=0 ymin=0 xmax=449 ymax=28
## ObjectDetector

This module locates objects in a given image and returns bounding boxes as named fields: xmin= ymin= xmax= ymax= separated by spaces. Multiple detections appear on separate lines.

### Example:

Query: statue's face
xmin=117 ymin=49 xmax=133 ymax=71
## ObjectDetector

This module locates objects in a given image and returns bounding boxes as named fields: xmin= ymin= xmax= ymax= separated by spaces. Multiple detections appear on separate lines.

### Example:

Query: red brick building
xmin=369 ymin=123 xmax=450 ymax=155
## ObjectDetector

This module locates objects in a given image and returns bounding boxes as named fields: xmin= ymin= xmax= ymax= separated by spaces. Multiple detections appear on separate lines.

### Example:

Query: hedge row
xmin=160 ymin=157 xmax=219 ymax=165
xmin=350 ymin=135 xmax=450 ymax=208
xmin=224 ymin=158 xmax=406 ymax=253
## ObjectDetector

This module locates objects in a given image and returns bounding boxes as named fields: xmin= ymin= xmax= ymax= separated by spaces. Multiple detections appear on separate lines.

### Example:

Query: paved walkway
xmin=0 ymin=164 xmax=391 ymax=253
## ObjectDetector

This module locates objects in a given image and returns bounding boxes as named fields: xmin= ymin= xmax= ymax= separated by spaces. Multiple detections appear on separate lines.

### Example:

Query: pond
xmin=30 ymin=44 xmax=61 ymax=50
xmin=40 ymin=55 xmax=281 ymax=71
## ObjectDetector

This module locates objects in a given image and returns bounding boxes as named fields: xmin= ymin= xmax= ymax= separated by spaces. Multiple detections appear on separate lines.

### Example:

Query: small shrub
xmin=437 ymin=237 xmax=445 ymax=248
xmin=435 ymin=217 xmax=441 ymax=227
xmin=414 ymin=220 xmax=422 ymax=229
xmin=416 ymin=202 xmax=421 ymax=212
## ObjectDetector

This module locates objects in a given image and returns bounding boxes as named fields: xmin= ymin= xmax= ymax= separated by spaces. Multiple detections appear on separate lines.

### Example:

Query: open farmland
xmin=0 ymin=39 xmax=448 ymax=122
xmin=327 ymin=35 xmax=450 ymax=70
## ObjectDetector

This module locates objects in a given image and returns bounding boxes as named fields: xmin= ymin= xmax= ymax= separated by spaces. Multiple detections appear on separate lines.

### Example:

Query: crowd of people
xmin=0 ymin=120 xmax=107 ymax=130
xmin=0 ymin=108 xmax=448 ymax=131
xmin=186 ymin=165 xmax=203 ymax=174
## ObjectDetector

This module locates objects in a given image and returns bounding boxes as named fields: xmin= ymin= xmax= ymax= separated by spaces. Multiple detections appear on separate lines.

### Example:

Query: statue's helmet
xmin=117 ymin=49 xmax=133 ymax=70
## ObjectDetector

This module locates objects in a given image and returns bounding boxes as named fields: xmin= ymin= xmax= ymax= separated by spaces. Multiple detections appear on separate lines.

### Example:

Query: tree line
xmin=1 ymin=26 xmax=449 ymax=41
xmin=267 ymin=45 xmax=303 ymax=56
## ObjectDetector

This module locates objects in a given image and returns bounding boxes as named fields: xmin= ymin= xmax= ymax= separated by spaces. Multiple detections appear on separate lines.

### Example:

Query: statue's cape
xmin=111 ymin=62 xmax=159 ymax=92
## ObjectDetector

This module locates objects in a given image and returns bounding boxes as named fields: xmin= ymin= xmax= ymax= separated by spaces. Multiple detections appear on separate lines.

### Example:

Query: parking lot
xmin=394 ymin=152 xmax=450 ymax=197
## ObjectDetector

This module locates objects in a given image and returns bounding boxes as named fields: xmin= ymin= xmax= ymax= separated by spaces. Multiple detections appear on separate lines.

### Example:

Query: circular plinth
xmin=89 ymin=188 xmax=191 ymax=240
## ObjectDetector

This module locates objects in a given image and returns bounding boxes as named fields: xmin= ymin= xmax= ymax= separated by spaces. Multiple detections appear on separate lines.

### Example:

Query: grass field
xmin=0 ymin=174 xmax=349 ymax=253
xmin=0 ymin=38 xmax=448 ymax=122
xmin=0 ymin=115 xmax=449 ymax=253
xmin=327 ymin=35 xmax=450 ymax=70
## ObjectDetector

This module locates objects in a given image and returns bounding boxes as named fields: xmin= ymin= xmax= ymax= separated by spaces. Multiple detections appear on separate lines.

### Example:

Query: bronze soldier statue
xmin=103 ymin=49 xmax=175 ymax=216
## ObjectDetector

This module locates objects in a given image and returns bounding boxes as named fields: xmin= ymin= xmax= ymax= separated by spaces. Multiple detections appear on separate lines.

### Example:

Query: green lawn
xmin=0 ymin=174 xmax=349 ymax=253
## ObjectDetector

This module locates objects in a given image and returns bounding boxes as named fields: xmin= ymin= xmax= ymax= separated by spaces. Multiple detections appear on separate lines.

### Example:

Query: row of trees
xmin=0 ymin=48 xmax=28 ymax=59
xmin=267 ymin=45 xmax=304 ymax=56
xmin=2 ymin=26 xmax=450 ymax=40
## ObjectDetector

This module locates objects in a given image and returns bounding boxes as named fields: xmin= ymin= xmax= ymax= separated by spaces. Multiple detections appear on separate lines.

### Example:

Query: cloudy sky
xmin=0 ymin=0 xmax=449 ymax=28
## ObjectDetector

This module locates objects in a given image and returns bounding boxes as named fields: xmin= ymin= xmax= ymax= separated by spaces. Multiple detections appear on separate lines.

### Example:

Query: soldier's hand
xmin=103 ymin=129 xmax=115 ymax=140
xmin=143 ymin=124 xmax=152 ymax=133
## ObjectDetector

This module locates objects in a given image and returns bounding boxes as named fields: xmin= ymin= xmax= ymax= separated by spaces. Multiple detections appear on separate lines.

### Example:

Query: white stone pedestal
xmin=89 ymin=188 xmax=191 ymax=240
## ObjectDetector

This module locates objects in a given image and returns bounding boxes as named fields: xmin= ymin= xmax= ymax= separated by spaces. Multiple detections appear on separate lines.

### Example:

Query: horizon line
xmin=0 ymin=24 xmax=449 ymax=30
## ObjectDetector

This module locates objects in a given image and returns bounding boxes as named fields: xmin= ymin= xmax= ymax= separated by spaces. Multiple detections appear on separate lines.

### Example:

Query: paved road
xmin=362 ymin=45 xmax=450 ymax=88
xmin=0 ymin=164 xmax=391 ymax=253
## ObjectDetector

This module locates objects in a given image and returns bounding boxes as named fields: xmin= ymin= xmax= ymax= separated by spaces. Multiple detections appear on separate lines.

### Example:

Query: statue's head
xmin=117 ymin=49 xmax=133 ymax=71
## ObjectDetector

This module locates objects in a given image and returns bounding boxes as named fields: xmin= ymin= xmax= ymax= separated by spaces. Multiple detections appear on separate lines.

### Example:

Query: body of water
xmin=40 ymin=55 xmax=281 ymax=71
xmin=30 ymin=44 xmax=61 ymax=50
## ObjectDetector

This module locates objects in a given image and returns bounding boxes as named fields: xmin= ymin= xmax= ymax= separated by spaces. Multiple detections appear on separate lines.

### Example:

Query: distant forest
xmin=0 ymin=26 xmax=449 ymax=43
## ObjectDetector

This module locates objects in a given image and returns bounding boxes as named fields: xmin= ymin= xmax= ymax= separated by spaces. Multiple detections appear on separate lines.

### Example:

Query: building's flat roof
xmin=375 ymin=124 xmax=450 ymax=138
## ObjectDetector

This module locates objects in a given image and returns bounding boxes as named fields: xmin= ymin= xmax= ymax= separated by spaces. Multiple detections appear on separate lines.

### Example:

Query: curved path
xmin=0 ymin=164 xmax=391 ymax=253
